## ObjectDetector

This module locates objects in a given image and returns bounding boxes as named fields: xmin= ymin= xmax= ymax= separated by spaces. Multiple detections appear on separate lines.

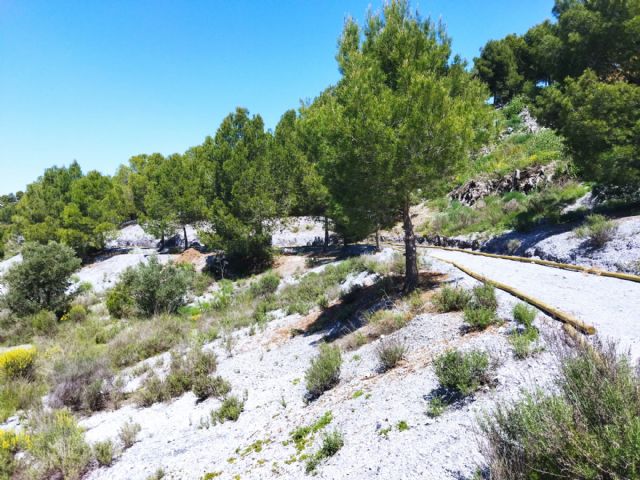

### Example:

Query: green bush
xmin=472 ymin=284 xmax=497 ymax=311
xmin=376 ymin=339 xmax=407 ymax=371
xmin=192 ymin=375 xmax=231 ymax=402
xmin=305 ymin=430 xmax=344 ymax=473
xmin=249 ymin=271 xmax=280 ymax=298
xmin=118 ymin=420 xmax=141 ymax=449
xmin=29 ymin=310 xmax=58 ymax=334
xmin=433 ymin=285 xmax=472 ymax=312
xmin=305 ymin=344 xmax=342 ymax=400
xmin=62 ymin=304 xmax=88 ymax=323
xmin=575 ymin=214 xmax=617 ymax=248
xmin=433 ymin=349 xmax=489 ymax=396
xmin=107 ymin=257 xmax=194 ymax=318
xmin=512 ymin=303 xmax=536 ymax=329
xmin=93 ymin=439 xmax=114 ymax=466
xmin=136 ymin=373 xmax=166 ymax=407
xmin=0 ymin=378 xmax=44 ymax=422
xmin=0 ymin=346 xmax=37 ymax=380
xmin=464 ymin=307 xmax=498 ymax=330
xmin=211 ymin=395 xmax=244 ymax=424
xmin=49 ymin=354 xmax=112 ymax=412
xmin=27 ymin=409 xmax=92 ymax=480
xmin=1 ymin=241 xmax=81 ymax=316
xmin=510 ymin=329 xmax=539 ymax=359
xmin=481 ymin=340 xmax=640 ymax=479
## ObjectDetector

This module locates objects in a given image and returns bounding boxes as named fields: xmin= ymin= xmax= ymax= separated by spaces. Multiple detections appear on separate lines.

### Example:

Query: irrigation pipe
xmin=385 ymin=244 xmax=597 ymax=335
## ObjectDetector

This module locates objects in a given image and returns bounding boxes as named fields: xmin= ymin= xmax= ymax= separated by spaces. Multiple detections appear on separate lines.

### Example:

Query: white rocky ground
xmin=80 ymin=249 xmax=563 ymax=480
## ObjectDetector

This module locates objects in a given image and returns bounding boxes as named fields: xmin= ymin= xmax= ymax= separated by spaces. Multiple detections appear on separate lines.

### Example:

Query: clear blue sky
xmin=0 ymin=0 xmax=554 ymax=195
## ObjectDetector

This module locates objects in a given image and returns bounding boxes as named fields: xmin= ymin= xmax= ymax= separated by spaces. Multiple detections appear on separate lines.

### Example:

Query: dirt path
xmin=426 ymin=248 xmax=640 ymax=360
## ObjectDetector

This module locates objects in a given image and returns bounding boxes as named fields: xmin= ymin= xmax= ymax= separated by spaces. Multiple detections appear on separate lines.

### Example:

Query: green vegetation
xmin=376 ymin=339 xmax=407 ymax=372
xmin=118 ymin=420 xmax=141 ymax=449
xmin=93 ymin=439 xmax=115 ymax=467
xmin=482 ymin=340 xmax=640 ymax=479
xmin=305 ymin=430 xmax=344 ymax=474
xmin=1 ymin=241 xmax=81 ymax=317
xmin=290 ymin=411 xmax=334 ymax=454
xmin=432 ymin=285 xmax=472 ymax=313
xmin=575 ymin=214 xmax=618 ymax=248
xmin=211 ymin=395 xmax=245 ymax=424
xmin=304 ymin=344 xmax=342 ymax=400
xmin=510 ymin=303 xmax=540 ymax=359
xmin=463 ymin=284 xmax=499 ymax=330
xmin=433 ymin=349 xmax=490 ymax=397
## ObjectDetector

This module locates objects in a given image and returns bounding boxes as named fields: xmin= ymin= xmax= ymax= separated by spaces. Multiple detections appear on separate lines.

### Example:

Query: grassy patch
xmin=432 ymin=285 xmax=472 ymax=312
xmin=575 ymin=214 xmax=617 ymax=248
xmin=304 ymin=430 xmax=344 ymax=474
xmin=305 ymin=344 xmax=342 ymax=400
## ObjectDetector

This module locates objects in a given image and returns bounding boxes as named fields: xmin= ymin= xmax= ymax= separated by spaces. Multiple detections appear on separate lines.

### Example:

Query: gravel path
xmin=427 ymin=248 xmax=640 ymax=360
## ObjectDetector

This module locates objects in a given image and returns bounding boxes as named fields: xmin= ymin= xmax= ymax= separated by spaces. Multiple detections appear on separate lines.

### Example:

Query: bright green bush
xmin=305 ymin=430 xmax=344 ymax=473
xmin=29 ymin=310 xmax=58 ymax=335
xmin=481 ymin=340 xmax=640 ymax=479
xmin=472 ymin=284 xmax=497 ymax=311
xmin=305 ymin=344 xmax=342 ymax=400
xmin=512 ymin=303 xmax=536 ymax=329
xmin=433 ymin=285 xmax=472 ymax=312
xmin=93 ymin=439 xmax=114 ymax=466
xmin=62 ymin=305 xmax=88 ymax=323
xmin=433 ymin=349 xmax=489 ymax=396
xmin=464 ymin=307 xmax=498 ymax=330
xmin=1 ymin=241 xmax=81 ymax=316
xmin=211 ymin=395 xmax=244 ymax=424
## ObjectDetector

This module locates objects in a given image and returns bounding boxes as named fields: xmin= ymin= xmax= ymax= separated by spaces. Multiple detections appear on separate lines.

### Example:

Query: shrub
xmin=211 ymin=395 xmax=244 ymax=424
xmin=1 ymin=241 xmax=81 ymax=316
xmin=107 ymin=257 xmax=194 ymax=318
xmin=433 ymin=285 xmax=472 ymax=312
xmin=481 ymin=340 xmax=640 ymax=479
xmin=62 ymin=304 xmax=88 ymax=323
xmin=192 ymin=375 xmax=231 ymax=402
xmin=575 ymin=214 xmax=617 ymax=248
xmin=305 ymin=344 xmax=342 ymax=400
xmin=367 ymin=310 xmax=410 ymax=336
xmin=305 ymin=430 xmax=344 ymax=473
xmin=249 ymin=271 xmax=280 ymax=298
xmin=93 ymin=439 xmax=114 ymax=466
xmin=376 ymin=339 xmax=407 ymax=371
xmin=118 ymin=420 xmax=141 ymax=449
xmin=0 ymin=346 xmax=37 ymax=380
xmin=29 ymin=310 xmax=58 ymax=335
xmin=510 ymin=330 xmax=539 ymax=359
xmin=512 ymin=303 xmax=536 ymax=329
xmin=472 ymin=283 xmax=497 ymax=311
xmin=0 ymin=429 xmax=30 ymax=478
xmin=464 ymin=307 xmax=498 ymax=330
xmin=433 ymin=349 xmax=489 ymax=396
xmin=0 ymin=378 xmax=44 ymax=422
xmin=136 ymin=373 xmax=166 ymax=407
xmin=49 ymin=354 xmax=112 ymax=412
xmin=27 ymin=409 xmax=92 ymax=480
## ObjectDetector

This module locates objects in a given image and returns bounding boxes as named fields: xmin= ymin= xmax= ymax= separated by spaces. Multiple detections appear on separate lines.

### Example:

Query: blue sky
xmin=0 ymin=0 xmax=554 ymax=195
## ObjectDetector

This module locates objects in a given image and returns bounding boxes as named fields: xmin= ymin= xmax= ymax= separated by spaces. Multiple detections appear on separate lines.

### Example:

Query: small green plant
xmin=427 ymin=397 xmax=446 ymax=417
xmin=464 ymin=306 xmax=498 ymax=330
xmin=62 ymin=304 xmax=88 ymax=323
xmin=212 ymin=395 xmax=244 ymax=424
xmin=305 ymin=430 xmax=344 ymax=473
xmin=575 ymin=214 xmax=617 ymax=248
xmin=118 ymin=420 xmax=141 ymax=449
xmin=352 ymin=390 xmax=364 ymax=399
xmin=29 ymin=310 xmax=58 ymax=334
xmin=146 ymin=468 xmax=166 ymax=480
xmin=510 ymin=329 xmax=540 ymax=359
xmin=376 ymin=339 xmax=407 ymax=371
xmin=512 ymin=303 xmax=536 ymax=329
xmin=93 ymin=439 xmax=115 ymax=466
xmin=433 ymin=349 xmax=490 ymax=396
xmin=432 ymin=285 xmax=472 ymax=312
xmin=305 ymin=344 xmax=342 ymax=400
xmin=192 ymin=375 xmax=231 ymax=402
xmin=396 ymin=420 xmax=409 ymax=431
xmin=472 ymin=284 xmax=498 ymax=311
xmin=249 ymin=271 xmax=280 ymax=298
xmin=290 ymin=411 xmax=333 ymax=453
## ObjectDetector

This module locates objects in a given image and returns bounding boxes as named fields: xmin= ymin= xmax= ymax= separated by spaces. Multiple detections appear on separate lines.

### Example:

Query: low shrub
xmin=249 ymin=271 xmax=280 ymax=298
xmin=575 ymin=214 xmax=617 ymax=248
xmin=211 ymin=395 xmax=244 ymax=424
xmin=367 ymin=310 xmax=410 ymax=336
xmin=0 ymin=378 xmax=44 ymax=422
xmin=93 ymin=439 xmax=115 ymax=466
xmin=472 ymin=284 xmax=498 ymax=311
xmin=481 ymin=340 xmax=640 ymax=479
xmin=376 ymin=339 xmax=407 ymax=371
xmin=510 ymin=329 xmax=540 ymax=359
xmin=136 ymin=373 xmax=166 ymax=407
xmin=305 ymin=430 xmax=344 ymax=473
xmin=118 ymin=420 xmax=141 ymax=449
xmin=512 ymin=303 xmax=536 ymax=329
xmin=0 ymin=428 xmax=30 ymax=478
xmin=433 ymin=349 xmax=490 ymax=396
xmin=432 ymin=285 xmax=472 ymax=312
xmin=29 ymin=310 xmax=58 ymax=335
xmin=305 ymin=344 xmax=342 ymax=400
xmin=464 ymin=307 xmax=498 ymax=330
xmin=62 ymin=305 xmax=88 ymax=323
xmin=0 ymin=346 xmax=37 ymax=380
xmin=49 ymin=354 xmax=112 ymax=412
xmin=192 ymin=375 xmax=231 ymax=402
xmin=27 ymin=409 xmax=92 ymax=480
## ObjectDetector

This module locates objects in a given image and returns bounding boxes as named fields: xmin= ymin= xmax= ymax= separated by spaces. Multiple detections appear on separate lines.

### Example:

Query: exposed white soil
xmin=80 ymin=250 xmax=562 ymax=480
xmin=428 ymin=248 xmax=640 ymax=360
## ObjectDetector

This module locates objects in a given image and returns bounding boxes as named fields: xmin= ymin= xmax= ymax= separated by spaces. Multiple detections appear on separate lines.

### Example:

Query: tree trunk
xmin=183 ymin=226 xmax=188 ymax=251
xmin=403 ymin=200 xmax=418 ymax=293
xmin=160 ymin=232 xmax=165 ymax=251
xmin=323 ymin=216 xmax=329 ymax=252
xmin=375 ymin=228 xmax=380 ymax=252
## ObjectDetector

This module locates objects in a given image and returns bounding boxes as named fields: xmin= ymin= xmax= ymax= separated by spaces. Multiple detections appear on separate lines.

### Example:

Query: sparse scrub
xmin=472 ymin=284 xmax=497 ymax=311
xmin=211 ymin=395 xmax=244 ymax=424
xmin=432 ymin=285 xmax=472 ymax=312
xmin=305 ymin=344 xmax=342 ymax=400
xmin=192 ymin=375 xmax=231 ymax=402
xmin=434 ymin=349 xmax=490 ymax=397
xmin=0 ymin=378 xmax=44 ymax=422
xmin=27 ymin=409 xmax=92 ymax=480
xmin=512 ymin=303 xmax=536 ymax=329
xmin=305 ymin=430 xmax=344 ymax=474
xmin=49 ymin=353 xmax=112 ymax=412
xmin=93 ymin=439 xmax=115 ymax=466
xmin=481 ymin=340 xmax=640 ymax=479
xmin=61 ymin=304 xmax=88 ymax=323
xmin=118 ymin=420 xmax=141 ymax=449
xmin=249 ymin=271 xmax=280 ymax=298
xmin=510 ymin=303 xmax=540 ymax=359
xmin=464 ymin=307 xmax=498 ymax=330
xmin=29 ymin=309 xmax=58 ymax=335
xmin=575 ymin=214 xmax=617 ymax=248
xmin=367 ymin=309 xmax=410 ymax=335
xmin=376 ymin=339 xmax=407 ymax=371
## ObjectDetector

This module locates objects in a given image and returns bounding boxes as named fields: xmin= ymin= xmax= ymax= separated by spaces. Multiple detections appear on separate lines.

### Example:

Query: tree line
xmin=1 ymin=0 xmax=638 ymax=292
